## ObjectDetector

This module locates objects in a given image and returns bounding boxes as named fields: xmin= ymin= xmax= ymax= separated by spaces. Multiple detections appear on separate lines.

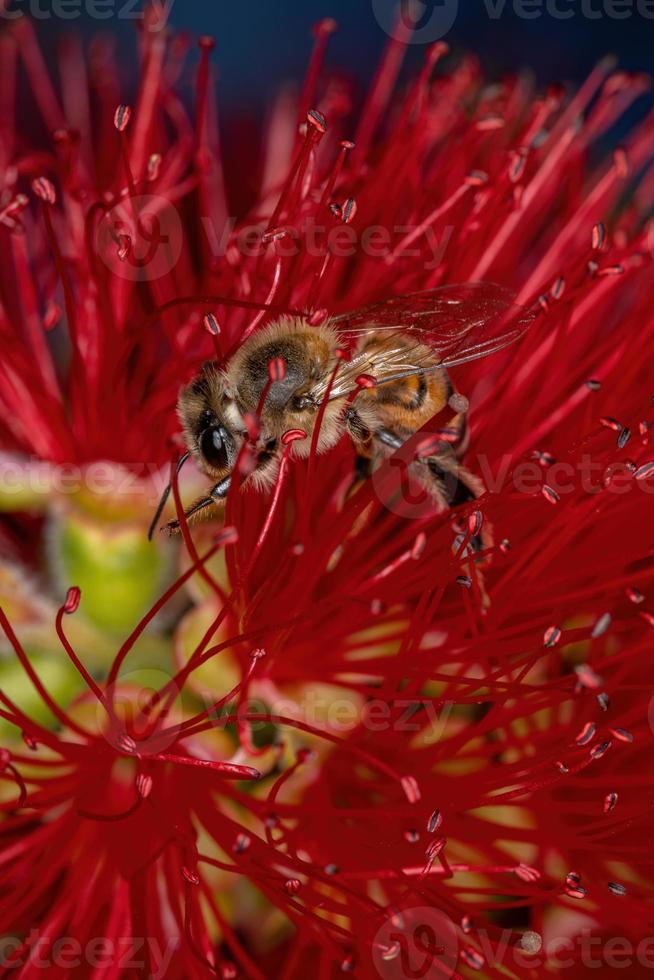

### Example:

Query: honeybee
xmin=148 ymin=283 xmax=534 ymax=538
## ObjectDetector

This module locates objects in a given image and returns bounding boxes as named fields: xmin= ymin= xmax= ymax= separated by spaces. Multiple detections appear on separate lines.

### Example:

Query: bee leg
xmin=375 ymin=428 xmax=403 ymax=451
xmin=374 ymin=426 xmax=489 ymax=542
xmin=355 ymin=455 xmax=373 ymax=480
xmin=344 ymin=408 xmax=375 ymax=491
xmin=373 ymin=427 xmax=453 ymax=511
xmin=374 ymin=427 xmax=478 ymax=503
xmin=147 ymin=451 xmax=190 ymax=540
xmin=162 ymin=475 xmax=231 ymax=535
xmin=245 ymin=444 xmax=283 ymax=492
xmin=424 ymin=453 xmax=493 ymax=608
xmin=344 ymin=407 xmax=372 ymax=444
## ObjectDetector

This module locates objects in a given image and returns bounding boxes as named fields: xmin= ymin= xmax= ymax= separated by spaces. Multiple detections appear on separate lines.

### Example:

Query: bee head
xmin=177 ymin=363 xmax=243 ymax=479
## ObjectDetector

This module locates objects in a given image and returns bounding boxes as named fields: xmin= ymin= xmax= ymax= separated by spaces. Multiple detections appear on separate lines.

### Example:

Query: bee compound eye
xmin=199 ymin=426 xmax=230 ymax=471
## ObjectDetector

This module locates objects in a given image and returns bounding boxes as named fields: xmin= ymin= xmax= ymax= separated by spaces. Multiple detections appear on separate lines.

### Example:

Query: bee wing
xmin=313 ymin=282 xmax=535 ymax=403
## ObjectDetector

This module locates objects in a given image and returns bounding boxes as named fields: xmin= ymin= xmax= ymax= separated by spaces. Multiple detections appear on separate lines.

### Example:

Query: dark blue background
xmin=162 ymin=0 xmax=654 ymax=109
xmin=19 ymin=0 xmax=654 ymax=164
xmin=19 ymin=1 xmax=654 ymax=119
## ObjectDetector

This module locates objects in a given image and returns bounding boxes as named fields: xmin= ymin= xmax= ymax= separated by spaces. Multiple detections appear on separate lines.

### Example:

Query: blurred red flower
xmin=1 ymin=7 xmax=654 ymax=979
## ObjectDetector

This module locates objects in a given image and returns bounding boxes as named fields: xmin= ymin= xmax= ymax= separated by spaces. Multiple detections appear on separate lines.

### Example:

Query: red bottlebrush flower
xmin=2 ymin=9 xmax=654 ymax=980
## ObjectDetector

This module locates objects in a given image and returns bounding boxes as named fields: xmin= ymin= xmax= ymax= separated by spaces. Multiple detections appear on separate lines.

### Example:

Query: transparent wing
xmin=314 ymin=282 xmax=535 ymax=403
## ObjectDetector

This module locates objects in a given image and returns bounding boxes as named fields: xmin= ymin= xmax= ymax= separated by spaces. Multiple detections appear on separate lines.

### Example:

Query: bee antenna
xmin=147 ymin=452 xmax=190 ymax=541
